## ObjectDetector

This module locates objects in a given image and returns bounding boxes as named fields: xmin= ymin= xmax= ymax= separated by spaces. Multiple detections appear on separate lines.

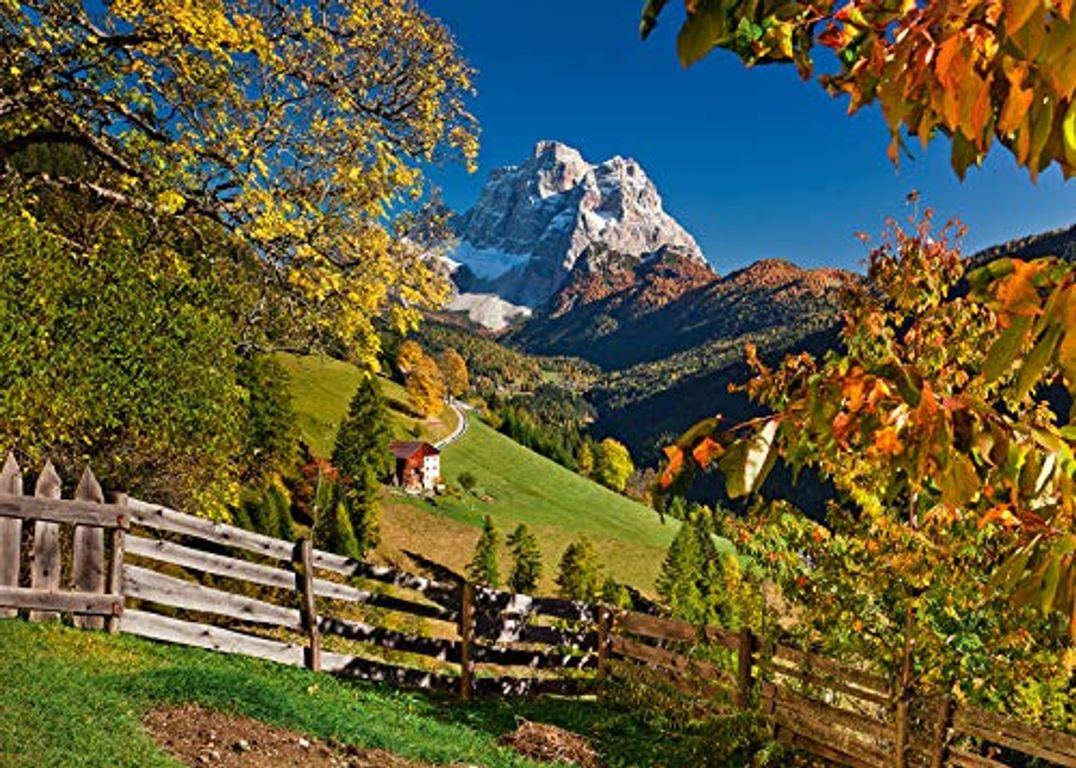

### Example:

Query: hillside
xmin=384 ymin=418 xmax=686 ymax=594
xmin=279 ymin=354 xmax=685 ymax=595
xmin=274 ymin=353 xmax=458 ymax=457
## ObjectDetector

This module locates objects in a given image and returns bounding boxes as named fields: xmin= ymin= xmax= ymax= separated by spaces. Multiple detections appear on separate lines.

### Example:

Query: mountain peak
xmin=449 ymin=141 xmax=705 ymax=315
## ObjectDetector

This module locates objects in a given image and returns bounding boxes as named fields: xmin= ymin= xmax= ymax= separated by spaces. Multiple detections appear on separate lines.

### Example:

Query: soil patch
xmin=142 ymin=704 xmax=438 ymax=768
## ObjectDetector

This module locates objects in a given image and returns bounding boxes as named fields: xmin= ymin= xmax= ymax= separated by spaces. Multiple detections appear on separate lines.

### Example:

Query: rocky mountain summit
xmin=446 ymin=141 xmax=705 ymax=322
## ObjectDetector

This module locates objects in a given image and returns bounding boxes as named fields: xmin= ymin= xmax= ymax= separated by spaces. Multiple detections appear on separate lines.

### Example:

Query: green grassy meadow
xmin=274 ymin=352 xmax=458 ymax=456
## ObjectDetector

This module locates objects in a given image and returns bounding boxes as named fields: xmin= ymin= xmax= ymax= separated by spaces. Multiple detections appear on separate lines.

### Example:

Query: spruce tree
xmin=466 ymin=515 xmax=500 ymax=587
xmin=332 ymin=377 xmax=391 ymax=554
xmin=507 ymin=523 xmax=542 ymax=594
xmin=656 ymin=516 xmax=706 ymax=623
xmin=311 ymin=471 xmax=360 ymax=559
xmin=556 ymin=537 xmax=602 ymax=601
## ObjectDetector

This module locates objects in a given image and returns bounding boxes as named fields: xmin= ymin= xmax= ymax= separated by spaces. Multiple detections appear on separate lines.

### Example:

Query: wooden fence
xmin=0 ymin=455 xmax=1073 ymax=768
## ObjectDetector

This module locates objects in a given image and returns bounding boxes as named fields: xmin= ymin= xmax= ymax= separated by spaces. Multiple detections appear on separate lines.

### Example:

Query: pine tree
xmin=556 ymin=537 xmax=602 ymax=601
xmin=601 ymin=578 xmax=632 ymax=609
xmin=311 ymin=471 xmax=360 ymax=559
xmin=466 ymin=515 xmax=500 ymax=587
xmin=507 ymin=523 xmax=542 ymax=594
xmin=332 ymin=377 xmax=391 ymax=554
xmin=656 ymin=516 xmax=706 ymax=623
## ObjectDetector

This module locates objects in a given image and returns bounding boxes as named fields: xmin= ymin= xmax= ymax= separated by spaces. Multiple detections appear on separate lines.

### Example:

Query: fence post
xmin=735 ymin=626 xmax=755 ymax=709
xmin=929 ymin=694 xmax=953 ymax=768
xmin=295 ymin=538 xmax=321 ymax=673
xmin=0 ymin=452 xmax=23 ymax=619
xmin=29 ymin=461 xmax=62 ymax=622
xmin=458 ymin=581 xmax=475 ymax=702
xmin=106 ymin=493 xmax=127 ymax=635
xmin=72 ymin=467 xmax=106 ymax=630
xmin=596 ymin=605 xmax=611 ymax=674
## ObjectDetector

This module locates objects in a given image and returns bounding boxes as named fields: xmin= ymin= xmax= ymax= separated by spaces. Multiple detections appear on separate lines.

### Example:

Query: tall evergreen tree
xmin=332 ymin=377 xmax=391 ymax=554
xmin=556 ymin=537 xmax=602 ymax=601
xmin=656 ymin=516 xmax=706 ymax=623
xmin=467 ymin=515 xmax=500 ymax=587
xmin=507 ymin=523 xmax=542 ymax=594
xmin=311 ymin=472 xmax=360 ymax=560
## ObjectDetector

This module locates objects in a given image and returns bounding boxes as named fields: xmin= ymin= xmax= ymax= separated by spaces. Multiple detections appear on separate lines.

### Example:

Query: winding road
xmin=434 ymin=398 xmax=470 ymax=449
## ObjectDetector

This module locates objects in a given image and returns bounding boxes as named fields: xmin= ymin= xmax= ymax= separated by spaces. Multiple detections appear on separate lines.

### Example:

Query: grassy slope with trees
xmin=278 ymin=353 xmax=681 ymax=594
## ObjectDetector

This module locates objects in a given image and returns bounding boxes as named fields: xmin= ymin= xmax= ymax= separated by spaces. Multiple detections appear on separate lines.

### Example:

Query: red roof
xmin=388 ymin=440 xmax=439 ymax=459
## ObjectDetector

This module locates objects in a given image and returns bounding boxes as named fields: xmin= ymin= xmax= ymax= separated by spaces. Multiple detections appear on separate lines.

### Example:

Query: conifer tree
xmin=601 ymin=578 xmax=632 ymax=609
xmin=556 ymin=537 xmax=602 ymax=601
xmin=332 ymin=377 xmax=391 ymax=553
xmin=507 ymin=523 xmax=542 ymax=594
xmin=656 ymin=516 xmax=706 ymax=623
xmin=467 ymin=515 xmax=501 ymax=587
xmin=312 ymin=473 xmax=360 ymax=560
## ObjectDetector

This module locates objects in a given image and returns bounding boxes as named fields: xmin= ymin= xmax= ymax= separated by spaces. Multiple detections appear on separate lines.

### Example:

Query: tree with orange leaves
xmin=641 ymin=0 xmax=1075 ymax=179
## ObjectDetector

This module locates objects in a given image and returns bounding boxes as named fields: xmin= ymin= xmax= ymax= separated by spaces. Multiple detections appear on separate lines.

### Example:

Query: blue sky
xmin=422 ymin=0 xmax=1074 ymax=274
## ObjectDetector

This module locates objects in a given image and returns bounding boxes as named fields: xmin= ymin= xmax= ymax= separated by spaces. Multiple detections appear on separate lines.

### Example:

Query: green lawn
xmin=275 ymin=353 xmax=457 ymax=456
xmin=0 ymin=620 xmax=748 ymax=768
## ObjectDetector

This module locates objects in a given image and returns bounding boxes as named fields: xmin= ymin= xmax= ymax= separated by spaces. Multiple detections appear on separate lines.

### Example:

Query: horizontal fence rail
xmin=0 ymin=453 xmax=1073 ymax=768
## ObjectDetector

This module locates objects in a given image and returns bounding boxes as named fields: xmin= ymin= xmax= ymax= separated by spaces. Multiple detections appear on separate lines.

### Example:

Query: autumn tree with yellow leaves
xmin=0 ymin=0 xmax=479 ymax=367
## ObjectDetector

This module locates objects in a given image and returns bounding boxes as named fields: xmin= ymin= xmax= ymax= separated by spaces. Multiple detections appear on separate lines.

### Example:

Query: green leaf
xmin=1012 ymin=325 xmax=1062 ymax=401
xmin=718 ymin=419 xmax=779 ymax=497
xmin=983 ymin=315 xmax=1032 ymax=384
xmin=677 ymin=1 xmax=727 ymax=66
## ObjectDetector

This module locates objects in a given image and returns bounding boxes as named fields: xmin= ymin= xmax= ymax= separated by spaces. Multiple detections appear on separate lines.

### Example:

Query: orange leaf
xmin=871 ymin=425 xmax=904 ymax=457
xmin=1005 ymin=0 xmax=1042 ymax=36
xmin=998 ymin=77 xmax=1034 ymax=135
xmin=692 ymin=437 xmax=725 ymax=468
xmin=997 ymin=259 xmax=1045 ymax=316
xmin=660 ymin=445 xmax=684 ymax=488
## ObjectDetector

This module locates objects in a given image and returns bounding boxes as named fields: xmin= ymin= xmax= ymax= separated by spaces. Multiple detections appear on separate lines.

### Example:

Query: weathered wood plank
xmin=122 ymin=564 xmax=301 ymax=629
xmin=71 ymin=467 xmax=106 ymax=630
xmin=614 ymin=610 xmax=699 ymax=643
xmin=320 ymin=650 xmax=457 ymax=692
xmin=770 ymin=654 xmax=891 ymax=706
xmin=125 ymin=535 xmax=456 ymax=622
xmin=0 ymin=451 xmax=24 ymax=619
xmin=320 ymin=616 xmax=459 ymax=661
xmin=610 ymin=635 xmax=733 ymax=686
xmin=315 ymin=555 xmax=460 ymax=607
xmin=952 ymin=705 xmax=1076 ymax=767
xmin=29 ymin=462 xmax=62 ymax=622
xmin=944 ymin=747 xmax=1009 ymax=768
xmin=517 ymin=623 xmax=599 ymax=650
xmin=773 ymin=703 xmax=891 ymax=767
xmin=775 ymin=726 xmax=887 ymax=768
xmin=0 ymin=585 xmax=122 ymax=616
xmin=760 ymin=682 xmax=892 ymax=741
xmin=125 ymin=497 xmax=294 ymax=561
xmin=773 ymin=644 xmax=890 ymax=695
xmin=107 ymin=524 xmax=125 ymax=635
xmin=120 ymin=609 xmax=305 ymax=666
xmin=0 ymin=495 xmax=130 ymax=529
xmin=473 ymin=675 xmax=589 ymax=697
